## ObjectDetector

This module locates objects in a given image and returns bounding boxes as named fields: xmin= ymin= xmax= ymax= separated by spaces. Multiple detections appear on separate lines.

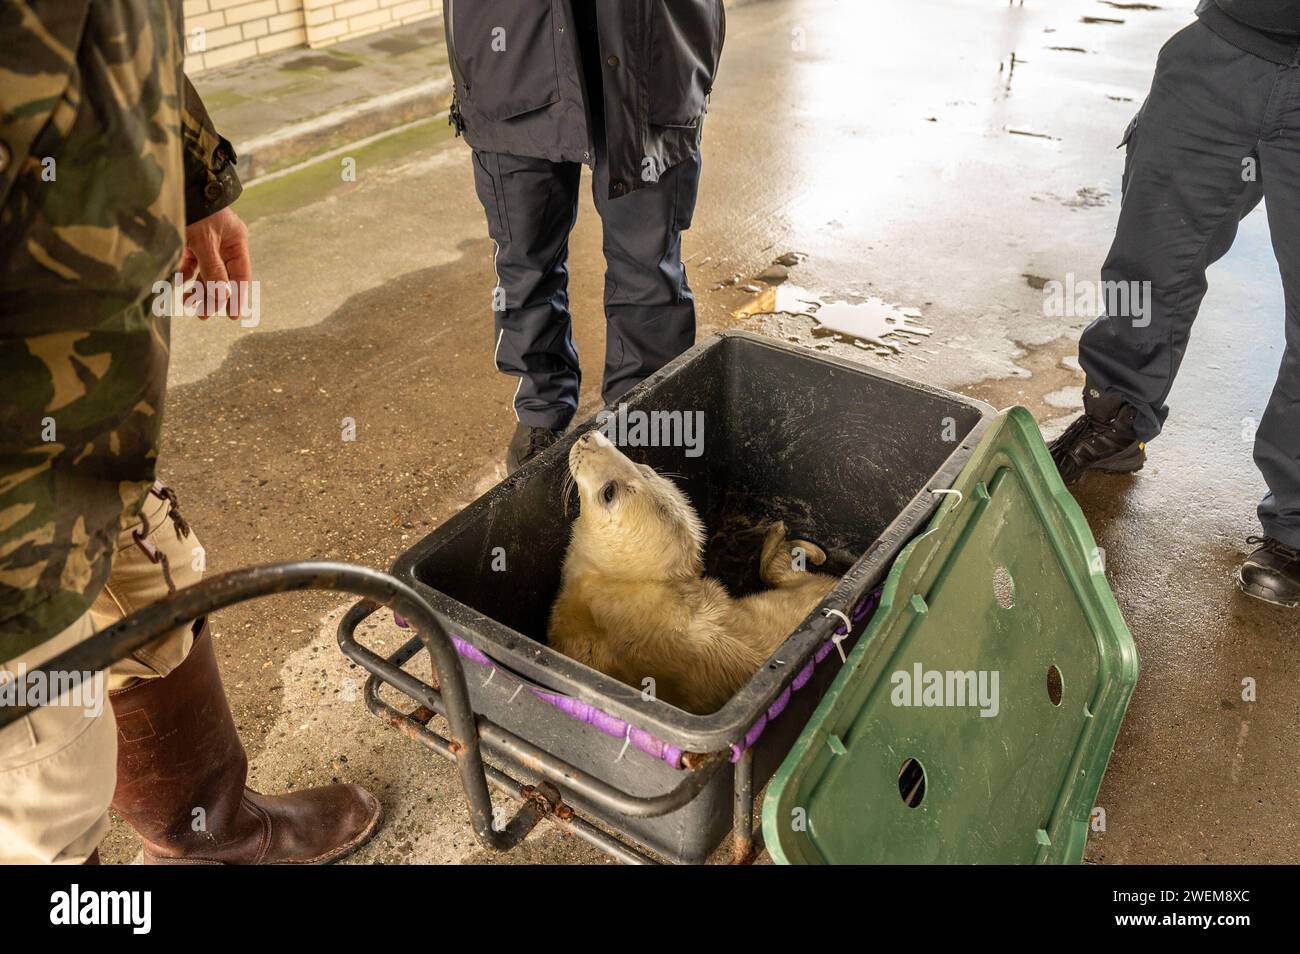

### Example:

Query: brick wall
xmin=303 ymin=0 xmax=440 ymax=47
xmin=183 ymin=0 xmax=307 ymax=71
xmin=184 ymin=0 xmax=439 ymax=73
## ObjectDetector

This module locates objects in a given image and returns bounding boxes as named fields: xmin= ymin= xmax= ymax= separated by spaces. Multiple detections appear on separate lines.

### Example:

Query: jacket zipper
xmin=446 ymin=0 xmax=467 ymax=135
xmin=562 ymin=1 xmax=593 ymax=162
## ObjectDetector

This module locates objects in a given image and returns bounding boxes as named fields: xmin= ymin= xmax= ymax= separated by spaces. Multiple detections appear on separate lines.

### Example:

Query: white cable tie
xmin=823 ymin=608 xmax=852 ymax=663
xmin=615 ymin=724 xmax=633 ymax=763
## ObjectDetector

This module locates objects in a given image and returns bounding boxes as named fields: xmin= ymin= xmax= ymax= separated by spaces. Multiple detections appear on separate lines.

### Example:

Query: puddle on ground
xmin=369 ymin=34 xmax=425 ymax=55
xmin=280 ymin=53 xmax=361 ymax=72
xmin=734 ymin=284 xmax=931 ymax=355
xmin=1044 ymin=386 xmax=1084 ymax=410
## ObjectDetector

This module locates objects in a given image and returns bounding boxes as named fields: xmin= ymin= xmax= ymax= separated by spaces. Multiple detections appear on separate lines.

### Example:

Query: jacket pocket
xmin=1117 ymin=103 xmax=1144 ymax=197
xmin=648 ymin=0 xmax=725 ymax=128
xmin=447 ymin=0 xmax=560 ymax=122
xmin=471 ymin=151 xmax=511 ymax=242
xmin=1117 ymin=111 xmax=1139 ymax=150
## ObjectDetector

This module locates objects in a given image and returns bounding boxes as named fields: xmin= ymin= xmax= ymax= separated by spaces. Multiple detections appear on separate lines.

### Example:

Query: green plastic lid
xmin=762 ymin=407 xmax=1139 ymax=864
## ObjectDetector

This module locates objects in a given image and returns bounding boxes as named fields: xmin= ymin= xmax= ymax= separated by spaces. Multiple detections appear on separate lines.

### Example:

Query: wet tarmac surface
xmin=101 ymin=0 xmax=1296 ymax=863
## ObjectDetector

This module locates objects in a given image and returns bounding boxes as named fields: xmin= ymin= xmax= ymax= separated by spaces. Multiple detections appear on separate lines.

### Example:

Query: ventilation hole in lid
xmin=1047 ymin=665 xmax=1064 ymax=706
xmin=898 ymin=757 xmax=926 ymax=808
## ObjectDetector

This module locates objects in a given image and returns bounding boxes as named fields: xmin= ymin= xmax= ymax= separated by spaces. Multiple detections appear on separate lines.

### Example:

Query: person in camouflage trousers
xmin=0 ymin=0 xmax=380 ymax=864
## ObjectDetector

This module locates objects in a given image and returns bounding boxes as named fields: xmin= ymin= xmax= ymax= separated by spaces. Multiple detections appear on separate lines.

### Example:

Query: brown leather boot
xmin=110 ymin=621 xmax=381 ymax=864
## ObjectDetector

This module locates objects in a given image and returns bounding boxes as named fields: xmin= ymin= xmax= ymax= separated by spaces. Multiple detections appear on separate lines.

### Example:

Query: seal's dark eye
xmin=601 ymin=481 xmax=618 ymax=504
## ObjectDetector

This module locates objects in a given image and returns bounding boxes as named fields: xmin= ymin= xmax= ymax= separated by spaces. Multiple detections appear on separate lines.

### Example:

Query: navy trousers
xmin=1079 ymin=22 xmax=1300 ymax=548
xmin=470 ymin=140 xmax=700 ymax=432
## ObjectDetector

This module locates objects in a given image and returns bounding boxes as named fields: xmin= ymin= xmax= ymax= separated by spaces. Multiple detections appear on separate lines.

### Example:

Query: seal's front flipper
xmin=761 ymin=521 xmax=826 ymax=587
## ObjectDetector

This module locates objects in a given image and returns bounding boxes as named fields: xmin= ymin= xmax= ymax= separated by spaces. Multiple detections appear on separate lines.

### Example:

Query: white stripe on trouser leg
xmin=489 ymin=241 xmax=523 ymax=422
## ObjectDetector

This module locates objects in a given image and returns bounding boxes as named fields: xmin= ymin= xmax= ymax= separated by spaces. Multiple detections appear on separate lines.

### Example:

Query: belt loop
xmin=132 ymin=525 xmax=159 ymax=563
xmin=150 ymin=480 xmax=191 ymax=540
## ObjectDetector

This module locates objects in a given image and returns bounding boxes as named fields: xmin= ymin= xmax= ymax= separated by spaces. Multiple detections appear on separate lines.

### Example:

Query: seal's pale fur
xmin=548 ymin=431 xmax=837 ymax=714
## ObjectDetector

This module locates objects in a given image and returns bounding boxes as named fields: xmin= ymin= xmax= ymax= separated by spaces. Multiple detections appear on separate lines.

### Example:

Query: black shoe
xmin=1048 ymin=402 xmax=1146 ymax=485
xmin=1236 ymin=536 xmax=1300 ymax=608
xmin=506 ymin=423 xmax=564 ymax=473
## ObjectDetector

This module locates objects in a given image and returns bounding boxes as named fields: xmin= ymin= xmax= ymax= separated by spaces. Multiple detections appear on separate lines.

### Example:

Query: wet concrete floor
xmin=101 ymin=0 xmax=1296 ymax=863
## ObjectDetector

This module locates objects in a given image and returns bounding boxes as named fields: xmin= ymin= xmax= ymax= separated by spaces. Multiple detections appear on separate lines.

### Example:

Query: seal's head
xmin=566 ymin=430 xmax=704 ymax=581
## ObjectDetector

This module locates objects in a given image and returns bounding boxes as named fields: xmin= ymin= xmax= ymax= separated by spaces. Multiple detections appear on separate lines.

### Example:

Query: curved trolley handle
xmin=0 ymin=561 xmax=537 ymax=854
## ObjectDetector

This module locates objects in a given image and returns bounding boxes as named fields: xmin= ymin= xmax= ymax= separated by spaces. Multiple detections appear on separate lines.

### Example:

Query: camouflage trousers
xmin=0 ymin=484 xmax=200 ymax=864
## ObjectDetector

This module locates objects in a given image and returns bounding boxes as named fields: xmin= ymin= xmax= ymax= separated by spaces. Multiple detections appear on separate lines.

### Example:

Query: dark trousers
xmin=1079 ymin=22 xmax=1300 ymax=548
xmin=470 ymin=145 xmax=700 ymax=431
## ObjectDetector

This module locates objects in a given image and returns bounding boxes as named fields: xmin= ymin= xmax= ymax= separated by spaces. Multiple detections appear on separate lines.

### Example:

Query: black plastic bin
xmin=375 ymin=332 xmax=994 ymax=863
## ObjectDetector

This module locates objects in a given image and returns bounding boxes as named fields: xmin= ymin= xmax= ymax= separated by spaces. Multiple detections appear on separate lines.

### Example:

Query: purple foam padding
xmin=792 ymin=658 xmax=817 ymax=691
xmin=391 ymin=613 xmax=686 ymax=767
xmin=387 ymin=587 xmax=882 ymax=770
xmin=768 ymin=684 xmax=792 ymax=721
xmin=727 ymin=588 xmax=881 ymax=762
xmin=530 ymin=689 xmax=686 ymax=768
xmin=450 ymin=634 xmax=492 ymax=667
